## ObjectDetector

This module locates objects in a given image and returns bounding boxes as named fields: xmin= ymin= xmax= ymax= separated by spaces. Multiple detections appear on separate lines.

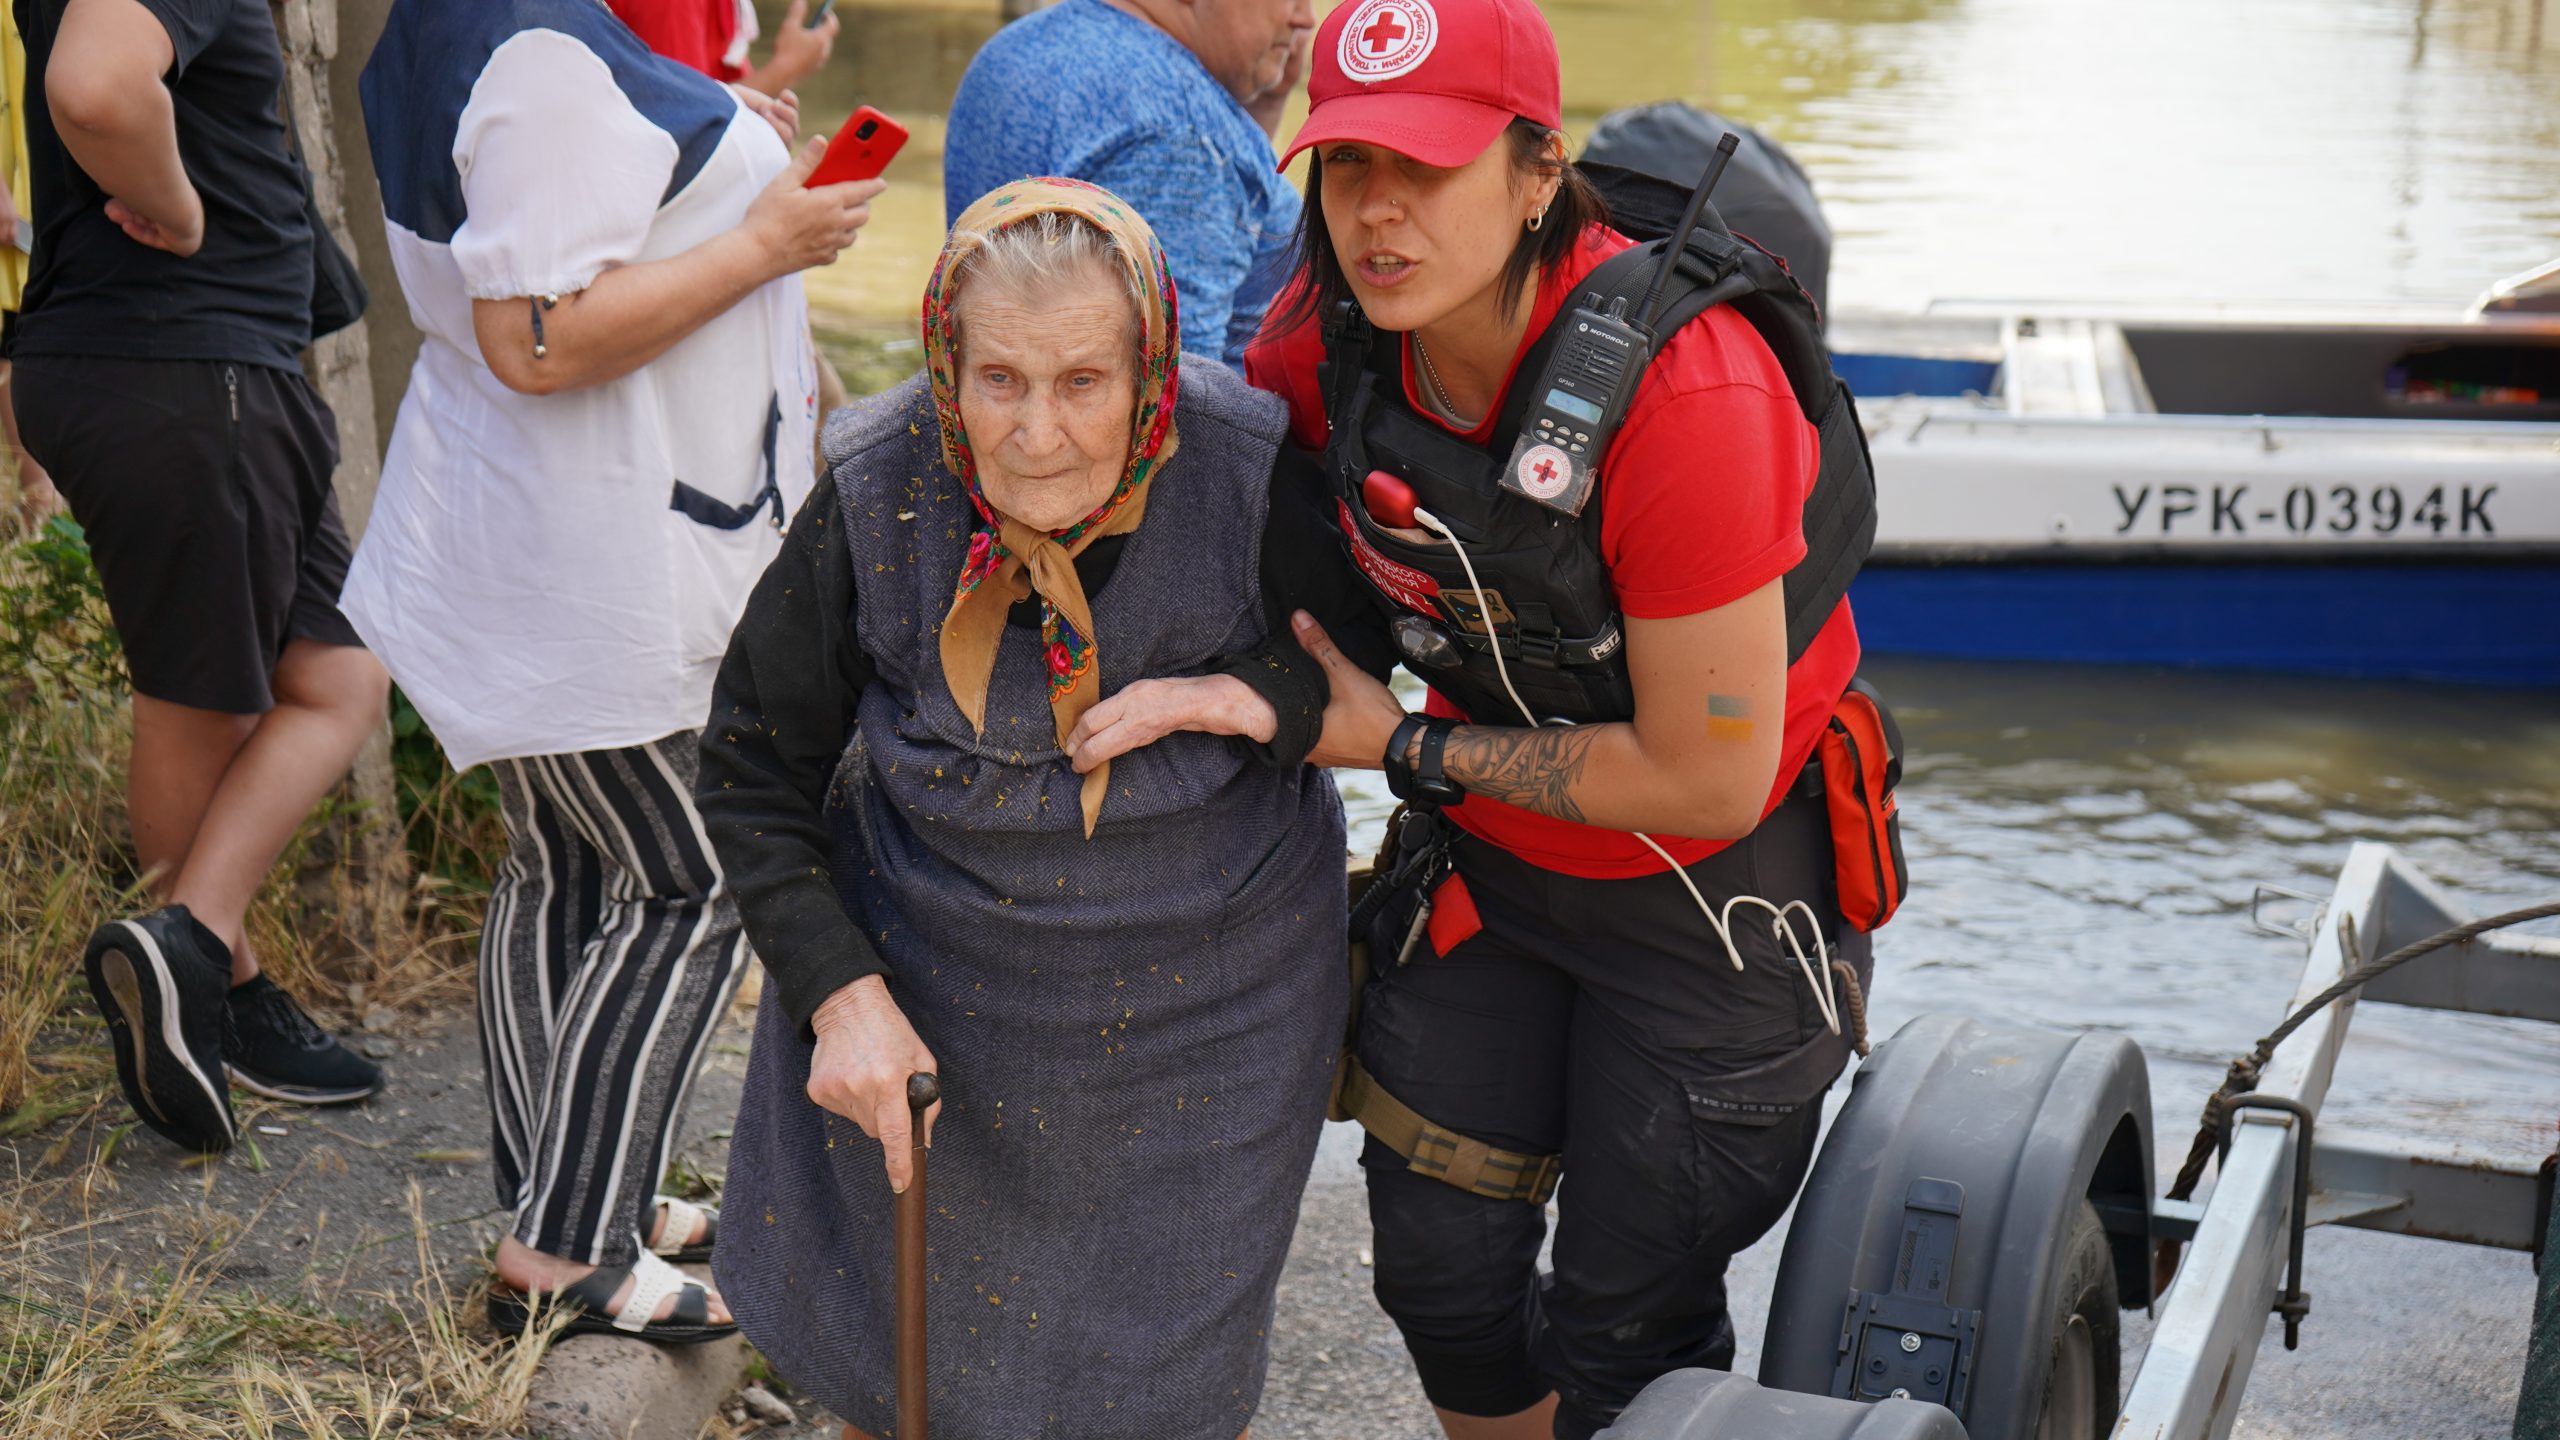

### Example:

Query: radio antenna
xmin=1638 ymin=132 xmax=1742 ymax=332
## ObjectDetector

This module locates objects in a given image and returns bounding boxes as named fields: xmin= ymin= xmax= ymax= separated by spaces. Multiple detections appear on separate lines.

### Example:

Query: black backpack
xmin=1579 ymin=101 xmax=1832 ymax=323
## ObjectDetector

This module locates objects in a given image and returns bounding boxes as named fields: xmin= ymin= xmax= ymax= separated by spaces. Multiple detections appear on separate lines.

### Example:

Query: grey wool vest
xmin=827 ymin=361 xmax=1338 ymax=914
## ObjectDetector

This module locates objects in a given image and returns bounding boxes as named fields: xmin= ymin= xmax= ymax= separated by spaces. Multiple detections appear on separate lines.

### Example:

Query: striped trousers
xmin=478 ymin=733 xmax=750 ymax=1266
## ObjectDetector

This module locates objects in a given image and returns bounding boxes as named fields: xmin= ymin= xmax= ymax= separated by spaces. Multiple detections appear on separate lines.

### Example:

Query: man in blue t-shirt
xmin=944 ymin=0 xmax=1310 ymax=369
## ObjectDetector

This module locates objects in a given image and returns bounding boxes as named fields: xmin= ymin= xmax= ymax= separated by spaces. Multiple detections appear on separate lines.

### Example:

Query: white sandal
xmin=648 ymin=1192 xmax=719 ymax=1263
xmin=486 ymin=1250 xmax=735 ymax=1344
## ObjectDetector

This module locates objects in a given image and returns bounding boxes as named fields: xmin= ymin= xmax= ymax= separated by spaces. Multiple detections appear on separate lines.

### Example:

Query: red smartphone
xmin=806 ymin=106 xmax=908 ymax=188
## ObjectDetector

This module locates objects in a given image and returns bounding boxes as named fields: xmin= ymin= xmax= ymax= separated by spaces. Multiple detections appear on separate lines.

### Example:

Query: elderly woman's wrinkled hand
xmin=806 ymin=976 xmax=943 ymax=1193
xmin=1063 ymin=674 xmax=1277 ymax=773
xmin=744 ymin=137 xmax=887 ymax=279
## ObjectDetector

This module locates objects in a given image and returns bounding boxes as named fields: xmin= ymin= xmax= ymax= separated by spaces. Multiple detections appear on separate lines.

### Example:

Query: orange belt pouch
xmin=1816 ymin=677 xmax=1909 ymax=931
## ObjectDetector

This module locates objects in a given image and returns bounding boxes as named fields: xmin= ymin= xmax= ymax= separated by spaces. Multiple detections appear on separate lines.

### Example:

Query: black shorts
xmin=16 ymin=355 xmax=362 ymax=713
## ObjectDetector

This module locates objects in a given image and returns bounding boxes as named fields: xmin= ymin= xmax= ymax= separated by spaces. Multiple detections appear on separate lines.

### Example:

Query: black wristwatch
xmin=1384 ymin=715 xmax=1465 ymax=806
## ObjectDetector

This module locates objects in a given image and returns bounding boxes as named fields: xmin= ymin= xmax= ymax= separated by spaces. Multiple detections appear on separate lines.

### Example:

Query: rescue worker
xmin=1244 ymin=0 xmax=1896 ymax=1435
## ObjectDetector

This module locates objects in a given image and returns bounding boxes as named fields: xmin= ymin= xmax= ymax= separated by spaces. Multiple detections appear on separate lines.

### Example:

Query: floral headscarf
xmin=928 ymin=178 xmax=1182 ymax=837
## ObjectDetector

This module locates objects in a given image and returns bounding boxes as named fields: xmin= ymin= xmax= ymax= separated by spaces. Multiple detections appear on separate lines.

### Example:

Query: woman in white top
xmin=353 ymin=0 xmax=879 ymax=1341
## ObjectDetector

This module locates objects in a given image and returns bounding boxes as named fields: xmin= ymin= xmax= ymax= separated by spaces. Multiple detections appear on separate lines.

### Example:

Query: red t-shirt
xmin=1245 ymin=225 xmax=1861 ymax=879
xmin=608 ymin=0 xmax=747 ymax=82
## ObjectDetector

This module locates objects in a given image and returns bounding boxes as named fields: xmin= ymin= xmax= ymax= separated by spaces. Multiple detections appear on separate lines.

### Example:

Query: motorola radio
xmin=1498 ymin=132 xmax=1743 ymax=517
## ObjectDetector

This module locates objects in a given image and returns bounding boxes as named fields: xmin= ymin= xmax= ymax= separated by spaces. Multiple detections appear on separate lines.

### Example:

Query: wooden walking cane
xmin=898 ymin=1071 xmax=939 ymax=1440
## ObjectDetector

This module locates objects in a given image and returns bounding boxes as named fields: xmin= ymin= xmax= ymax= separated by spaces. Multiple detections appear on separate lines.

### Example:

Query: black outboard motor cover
xmin=1581 ymin=102 xmax=1832 ymax=321
xmin=1599 ymin=1370 xmax=1968 ymax=1439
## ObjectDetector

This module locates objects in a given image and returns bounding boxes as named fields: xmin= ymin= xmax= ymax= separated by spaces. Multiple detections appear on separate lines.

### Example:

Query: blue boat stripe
xmin=1851 ymin=562 xmax=2560 ymax=688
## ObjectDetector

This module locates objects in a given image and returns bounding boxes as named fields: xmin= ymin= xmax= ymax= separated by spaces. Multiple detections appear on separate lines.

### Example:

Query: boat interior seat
xmin=2000 ymin=316 xmax=2158 ymax=416
xmin=2121 ymin=323 xmax=2560 ymax=420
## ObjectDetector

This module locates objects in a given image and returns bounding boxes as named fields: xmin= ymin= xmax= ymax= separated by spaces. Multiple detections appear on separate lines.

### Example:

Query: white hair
xmin=948 ymin=211 xmax=1148 ymax=353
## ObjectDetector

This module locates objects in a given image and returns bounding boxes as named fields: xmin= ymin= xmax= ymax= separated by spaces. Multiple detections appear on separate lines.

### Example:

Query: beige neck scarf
xmin=926 ymin=179 xmax=1183 ymax=836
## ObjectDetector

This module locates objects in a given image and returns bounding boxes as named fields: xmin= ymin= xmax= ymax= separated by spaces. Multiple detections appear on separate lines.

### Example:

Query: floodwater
xmin=783 ymin=0 xmax=2560 ymax=324
xmin=1805 ymin=656 xmax=2559 ymax=1158
xmin=1336 ymin=658 xmax=2560 ymax=1170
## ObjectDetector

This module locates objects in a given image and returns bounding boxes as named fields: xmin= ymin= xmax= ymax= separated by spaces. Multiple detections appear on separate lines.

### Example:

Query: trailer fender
xmin=1760 ymin=1014 xmax=2154 ymax=1440
xmin=1599 ymin=1369 xmax=1969 ymax=1440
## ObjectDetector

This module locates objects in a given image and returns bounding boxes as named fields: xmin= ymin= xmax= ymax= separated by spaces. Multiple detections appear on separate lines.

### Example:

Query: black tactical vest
xmin=1319 ymin=219 xmax=1879 ymax=726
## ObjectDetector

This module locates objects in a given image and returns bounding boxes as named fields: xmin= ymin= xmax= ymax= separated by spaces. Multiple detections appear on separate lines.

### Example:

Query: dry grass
xmin=0 ymin=1173 xmax=568 ymax=1438
xmin=0 ymin=693 xmax=141 ymax=1133
xmin=0 ymin=514 xmax=495 ymax=1122
xmin=1 ymin=489 xmax=555 ymax=1437
xmin=0 ymin=687 xmax=484 ymax=1134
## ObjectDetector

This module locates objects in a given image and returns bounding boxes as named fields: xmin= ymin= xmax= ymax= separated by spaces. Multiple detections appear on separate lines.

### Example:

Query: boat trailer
xmin=1599 ymin=841 xmax=2560 ymax=1439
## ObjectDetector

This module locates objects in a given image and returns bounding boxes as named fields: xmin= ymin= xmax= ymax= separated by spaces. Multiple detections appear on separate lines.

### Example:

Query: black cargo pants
xmin=1358 ymin=785 xmax=1869 ymax=1440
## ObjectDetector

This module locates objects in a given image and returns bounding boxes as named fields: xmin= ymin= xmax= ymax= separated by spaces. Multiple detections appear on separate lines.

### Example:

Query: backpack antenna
xmin=1638 ymin=132 xmax=1742 ymax=332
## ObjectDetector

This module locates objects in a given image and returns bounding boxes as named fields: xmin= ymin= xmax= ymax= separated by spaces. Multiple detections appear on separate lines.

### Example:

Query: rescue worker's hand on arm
xmin=1064 ymin=675 xmax=1278 ymax=773
xmin=48 ymin=0 xmax=203 ymax=258
xmin=1296 ymin=582 xmax=1791 ymax=839
xmin=1439 ymin=581 xmax=1786 ymax=837
xmin=806 ymin=975 xmax=942 ymax=1193
xmin=1292 ymin=611 xmax=1408 ymax=769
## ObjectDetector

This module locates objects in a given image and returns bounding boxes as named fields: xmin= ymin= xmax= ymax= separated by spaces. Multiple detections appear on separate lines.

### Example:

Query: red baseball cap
xmin=1278 ymin=0 xmax=1563 ymax=171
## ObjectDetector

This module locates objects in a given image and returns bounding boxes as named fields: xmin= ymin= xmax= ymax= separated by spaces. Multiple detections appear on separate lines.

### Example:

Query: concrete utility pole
xmin=270 ymin=0 xmax=411 ymax=964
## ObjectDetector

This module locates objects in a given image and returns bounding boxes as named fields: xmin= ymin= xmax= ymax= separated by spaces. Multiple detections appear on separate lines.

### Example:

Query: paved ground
xmin=13 ymin=1002 xmax=2535 ymax=1439
xmin=728 ymin=1117 xmax=2538 ymax=1439
xmin=8 ymin=1004 xmax=757 ymax=1440
xmin=7 ymin=1008 xmax=509 ymax=1317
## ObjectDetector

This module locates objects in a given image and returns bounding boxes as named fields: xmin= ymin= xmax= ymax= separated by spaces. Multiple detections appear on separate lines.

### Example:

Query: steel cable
xmin=2166 ymin=899 xmax=2560 ymax=1206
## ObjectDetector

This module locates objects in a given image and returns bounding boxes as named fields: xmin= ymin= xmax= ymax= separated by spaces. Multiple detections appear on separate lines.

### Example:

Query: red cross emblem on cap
xmin=1337 ymin=0 xmax=1438 ymax=83
xmin=1360 ymin=10 xmax=1407 ymax=52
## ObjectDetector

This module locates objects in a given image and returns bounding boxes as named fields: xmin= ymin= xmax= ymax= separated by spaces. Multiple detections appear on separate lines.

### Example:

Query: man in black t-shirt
xmin=16 ymin=0 xmax=389 ymax=1154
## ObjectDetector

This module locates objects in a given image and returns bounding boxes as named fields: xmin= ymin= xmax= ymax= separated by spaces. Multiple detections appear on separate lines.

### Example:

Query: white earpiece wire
xmin=1408 ymin=504 xmax=1841 ymax=1036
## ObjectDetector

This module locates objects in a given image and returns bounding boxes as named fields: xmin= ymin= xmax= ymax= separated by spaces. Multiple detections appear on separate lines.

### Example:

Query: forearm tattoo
xmin=1443 ymin=724 xmax=1601 ymax=824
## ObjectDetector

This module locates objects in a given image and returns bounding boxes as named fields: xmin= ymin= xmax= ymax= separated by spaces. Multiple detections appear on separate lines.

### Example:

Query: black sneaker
xmin=225 ymin=975 xmax=384 ymax=1104
xmin=83 ymin=906 xmax=237 ymax=1154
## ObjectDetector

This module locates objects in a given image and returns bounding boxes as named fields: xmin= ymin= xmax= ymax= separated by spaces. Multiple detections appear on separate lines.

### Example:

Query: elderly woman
xmin=698 ymin=179 xmax=1385 ymax=1438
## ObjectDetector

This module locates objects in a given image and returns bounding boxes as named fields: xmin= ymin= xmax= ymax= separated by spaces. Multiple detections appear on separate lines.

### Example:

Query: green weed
xmin=0 ymin=491 xmax=494 ymax=1110
xmin=0 ymin=515 xmax=124 ymax=706
xmin=390 ymin=689 xmax=505 ymax=895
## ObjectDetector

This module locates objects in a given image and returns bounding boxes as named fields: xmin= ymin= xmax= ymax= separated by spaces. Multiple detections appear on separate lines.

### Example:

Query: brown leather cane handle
xmin=897 ymin=1071 xmax=937 ymax=1439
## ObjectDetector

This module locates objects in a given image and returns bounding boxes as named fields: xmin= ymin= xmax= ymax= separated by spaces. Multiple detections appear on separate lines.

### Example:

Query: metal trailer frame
xmin=2116 ymin=841 xmax=2557 ymax=1440
xmin=1605 ymin=841 xmax=2553 ymax=1440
